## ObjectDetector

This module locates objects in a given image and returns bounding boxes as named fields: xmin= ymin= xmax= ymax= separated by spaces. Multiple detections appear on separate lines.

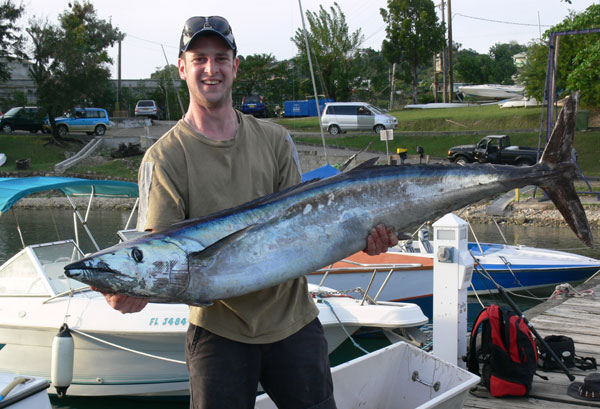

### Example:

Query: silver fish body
xmin=65 ymin=94 xmax=592 ymax=305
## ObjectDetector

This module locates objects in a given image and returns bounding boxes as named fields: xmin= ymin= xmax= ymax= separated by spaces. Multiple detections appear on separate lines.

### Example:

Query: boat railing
xmin=315 ymin=261 xmax=423 ymax=305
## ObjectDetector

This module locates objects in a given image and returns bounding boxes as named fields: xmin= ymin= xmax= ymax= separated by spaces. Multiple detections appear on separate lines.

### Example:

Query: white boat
xmin=0 ymin=373 xmax=51 ymax=409
xmin=404 ymin=103 xmax=471 ymax=109
xmin=458 ymin=84 xmax=524 ymax=100
xmin=307 ymin=228 xmax=600 ymax=306
xmin=255 ymin=341 xmax=479 ymax=409
xmin=499 ymin=96 xmax=540 ymax=108
xmin=0 ymin=153 xmax=6 ymax=167
xmin=0 ymin=176 xmax=428 ymax=397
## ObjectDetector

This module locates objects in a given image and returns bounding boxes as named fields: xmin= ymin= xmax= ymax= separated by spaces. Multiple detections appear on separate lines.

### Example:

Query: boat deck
xmin=464 ymin=274 xmax=600 ymax=408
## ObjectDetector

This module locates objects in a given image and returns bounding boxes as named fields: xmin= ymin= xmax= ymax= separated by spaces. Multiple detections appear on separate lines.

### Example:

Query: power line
xmin=126 ymin=34 xmax=178 ymax=50
xmin=454 ymin=13 xmax=552 ymax=28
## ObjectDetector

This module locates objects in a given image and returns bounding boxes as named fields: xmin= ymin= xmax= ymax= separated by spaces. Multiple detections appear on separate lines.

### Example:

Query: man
xmin=101 ymin=16 xmax=397 ymax=408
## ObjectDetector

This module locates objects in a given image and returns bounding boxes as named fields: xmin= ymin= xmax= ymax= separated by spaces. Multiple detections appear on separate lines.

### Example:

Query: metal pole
xmin=298 ymin=0 xmax=329 ymax=165
xmin=161 ymin=45 xmax=186 ymax=117
xmin=447 ymin=0 xmax=454 ymax=103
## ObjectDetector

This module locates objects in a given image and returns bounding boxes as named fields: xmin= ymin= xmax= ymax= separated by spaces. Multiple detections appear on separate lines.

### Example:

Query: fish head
xmin=64 ymin=237 xmax=190 ymax=300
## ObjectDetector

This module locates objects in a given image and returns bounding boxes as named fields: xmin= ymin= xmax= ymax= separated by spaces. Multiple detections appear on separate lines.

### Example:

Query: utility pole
xmin=440 ymin=0 xmax=447 ymax=103
xmin=116 ymin=38 xmax=121 ymax=114
xmin=389 ymin=62 xmax=396 ymax=110
xmin=447 ymin=0 xmax=454 ymax=103
xmin=433 ymin=54 xmax=438 ymax=103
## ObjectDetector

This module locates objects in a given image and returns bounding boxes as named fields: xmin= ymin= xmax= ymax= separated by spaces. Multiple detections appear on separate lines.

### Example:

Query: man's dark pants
xmin=186 ymin=318 xmax=336 ymax=409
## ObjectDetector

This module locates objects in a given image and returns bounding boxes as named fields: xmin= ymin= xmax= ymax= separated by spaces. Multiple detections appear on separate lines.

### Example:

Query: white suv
xmin=135 ymin=100 xmax=159 ymax=119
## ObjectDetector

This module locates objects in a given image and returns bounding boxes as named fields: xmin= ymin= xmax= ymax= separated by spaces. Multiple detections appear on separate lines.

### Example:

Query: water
xmin=1 ymin=208 xmax=598 ymax=408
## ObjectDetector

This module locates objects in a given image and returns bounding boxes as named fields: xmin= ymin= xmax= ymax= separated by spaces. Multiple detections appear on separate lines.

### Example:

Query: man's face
xmin=178 ymin=35 xmax=239 ymax=109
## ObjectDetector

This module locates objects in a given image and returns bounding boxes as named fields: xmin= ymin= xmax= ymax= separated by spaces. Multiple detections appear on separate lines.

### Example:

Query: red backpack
xmin=467 ymin=304 xmax=538 ymax=397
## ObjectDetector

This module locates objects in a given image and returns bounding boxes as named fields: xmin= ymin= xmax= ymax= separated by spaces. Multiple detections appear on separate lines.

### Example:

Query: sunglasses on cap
xmin=179 ymin=16 xmax=237 ymax=57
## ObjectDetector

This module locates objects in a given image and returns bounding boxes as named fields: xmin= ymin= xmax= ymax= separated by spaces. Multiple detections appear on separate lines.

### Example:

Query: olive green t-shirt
xmin=136 ymin=111 xmax=319 ymax=343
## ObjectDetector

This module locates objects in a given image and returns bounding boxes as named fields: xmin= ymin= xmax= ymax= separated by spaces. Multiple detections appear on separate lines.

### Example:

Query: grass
xmin=276 ymin=105 xmax=544 ymax=132
xmin=0 ymin=134 xmax=74 ymax=172
xmin=0 ymin=134 xmax=142 ymax=180
xmin=1 ymin=104 xmax=598 ymax=178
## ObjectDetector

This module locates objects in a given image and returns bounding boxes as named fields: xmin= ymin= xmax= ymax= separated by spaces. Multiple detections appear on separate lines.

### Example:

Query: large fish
xmin=65 ymin=94 xmax=593 ymax=305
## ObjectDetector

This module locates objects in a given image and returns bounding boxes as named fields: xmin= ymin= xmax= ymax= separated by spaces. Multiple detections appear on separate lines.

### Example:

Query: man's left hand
xmin=363 ymin=224 xmax=399 ymax=256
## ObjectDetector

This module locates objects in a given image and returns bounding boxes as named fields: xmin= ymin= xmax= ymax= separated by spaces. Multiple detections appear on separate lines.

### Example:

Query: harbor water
xmin=1 ymin=207 xmax=598 ymax=408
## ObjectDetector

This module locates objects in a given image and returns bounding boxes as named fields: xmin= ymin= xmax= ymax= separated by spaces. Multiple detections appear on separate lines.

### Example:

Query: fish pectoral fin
xmin=188 ymin=224 xmax=259 ymax=261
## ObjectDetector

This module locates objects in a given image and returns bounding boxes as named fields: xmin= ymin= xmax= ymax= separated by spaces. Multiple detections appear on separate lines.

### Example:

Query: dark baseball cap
xmin=179 ymin=16 xmax=237 ymax=57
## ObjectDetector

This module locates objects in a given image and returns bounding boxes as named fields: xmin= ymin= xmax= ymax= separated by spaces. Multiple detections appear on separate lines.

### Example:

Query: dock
xmin=464 ymin=274 xmax=600 ymax=408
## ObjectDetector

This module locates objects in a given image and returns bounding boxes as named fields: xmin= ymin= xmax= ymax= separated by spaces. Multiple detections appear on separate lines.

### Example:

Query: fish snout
xmin=64 ymin=260 xmax=87 ymax=278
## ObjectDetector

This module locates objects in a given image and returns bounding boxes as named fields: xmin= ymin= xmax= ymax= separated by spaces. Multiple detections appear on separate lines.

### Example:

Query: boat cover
xmin=0 ymin=176 xmax=139 ymax=215
xmin=302 ymin=164 xmax=340 ymax=182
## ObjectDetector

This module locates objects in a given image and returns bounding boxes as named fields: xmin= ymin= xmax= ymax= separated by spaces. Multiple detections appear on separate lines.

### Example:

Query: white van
xmin=320 ymin=102 xmax=397 ymax=135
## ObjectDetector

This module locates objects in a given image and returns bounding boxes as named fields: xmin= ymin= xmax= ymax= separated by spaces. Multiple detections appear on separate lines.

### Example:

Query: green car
xmin=0 ymin=106 xmax=47 ymax=133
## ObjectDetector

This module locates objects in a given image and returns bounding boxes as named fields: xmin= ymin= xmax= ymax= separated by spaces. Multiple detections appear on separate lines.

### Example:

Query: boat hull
xmin=308 ymin=246 xmax=600 ymax=317
xmin=0 ymin=290 xmax=426 ymax=397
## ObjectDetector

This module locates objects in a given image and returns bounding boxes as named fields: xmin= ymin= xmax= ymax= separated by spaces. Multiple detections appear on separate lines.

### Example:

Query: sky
xmin=20 ymin=0 xmax=599 ymax=80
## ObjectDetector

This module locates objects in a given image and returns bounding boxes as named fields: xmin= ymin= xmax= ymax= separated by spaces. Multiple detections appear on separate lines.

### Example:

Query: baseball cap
xmin=178 ymin=16 xmax=237 ymax=57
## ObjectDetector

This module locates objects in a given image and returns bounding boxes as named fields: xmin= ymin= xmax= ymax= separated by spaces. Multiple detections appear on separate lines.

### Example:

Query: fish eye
xmin=131 ymin=247 xmax=144 ymax=263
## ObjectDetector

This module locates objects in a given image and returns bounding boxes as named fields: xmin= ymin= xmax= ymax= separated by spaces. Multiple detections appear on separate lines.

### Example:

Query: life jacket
xmin=467 ymin=304 xmax=538 ymax=397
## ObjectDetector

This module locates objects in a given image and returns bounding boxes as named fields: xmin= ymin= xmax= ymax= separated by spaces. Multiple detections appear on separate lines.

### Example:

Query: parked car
xmin=320 ymin=102 xmax=397 ymax=135
xmin=241 ymin=95 xmax=267 ymax=117
xmin=0 ymin=106 xmax=47 ymax=133
xmin=42 ymin=108 xmax=111 ymax=137
xmin=134 ymin=100 xmax=159 ymax=119
xmin=447 ymin=135 xmax=539 ymax=166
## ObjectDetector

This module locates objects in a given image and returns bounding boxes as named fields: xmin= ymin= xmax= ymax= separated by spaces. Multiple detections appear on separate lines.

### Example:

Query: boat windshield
xmin=0 ymin=250 xmax=49 ymax=296
xmin=31 ymin=241 xmax=88 ymax=294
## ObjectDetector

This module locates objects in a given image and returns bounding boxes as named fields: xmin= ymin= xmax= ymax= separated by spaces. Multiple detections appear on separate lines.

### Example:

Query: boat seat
xmin=418 ymin=229 xmax=434 ymax=254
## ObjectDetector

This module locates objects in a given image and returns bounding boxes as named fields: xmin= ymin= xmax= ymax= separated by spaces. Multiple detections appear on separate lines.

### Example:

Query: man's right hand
xmin=92 ymin=287 xmax=149 ymax=314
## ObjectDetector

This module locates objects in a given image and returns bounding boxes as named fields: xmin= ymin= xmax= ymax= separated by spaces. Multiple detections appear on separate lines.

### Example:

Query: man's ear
xmin=232 ymin=56 xmax=239 ymax=79
xmin=178 ymin=57 xmax=186 ymax=80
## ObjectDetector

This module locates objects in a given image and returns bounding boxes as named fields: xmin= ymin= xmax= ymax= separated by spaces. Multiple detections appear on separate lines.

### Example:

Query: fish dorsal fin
xmin=188 ymin=224 xmax=258 ymax=261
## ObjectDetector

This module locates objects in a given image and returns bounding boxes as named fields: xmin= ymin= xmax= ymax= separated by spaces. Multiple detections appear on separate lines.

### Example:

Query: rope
xmin=548 ymin=283 xmax=594 ymax=300
xmin=70 ymin=328 xmax=186 ymax=365
xmin=315 ymin=295 xmax=369 ymax=355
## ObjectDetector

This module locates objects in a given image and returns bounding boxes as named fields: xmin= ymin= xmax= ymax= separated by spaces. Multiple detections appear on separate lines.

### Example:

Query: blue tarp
xmin=0 ymin=176 xmax=139 ymax=215
xmin=301 ymin=164 xmax=340 ymax=182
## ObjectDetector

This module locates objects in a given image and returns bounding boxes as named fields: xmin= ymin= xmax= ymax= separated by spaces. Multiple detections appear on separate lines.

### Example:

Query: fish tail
xmin=537 ymin=92 xmax=593 ymax=247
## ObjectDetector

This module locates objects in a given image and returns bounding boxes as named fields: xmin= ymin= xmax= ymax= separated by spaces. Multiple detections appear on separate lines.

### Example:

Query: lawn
xmin=276 ymin=105 xmax=544 ymax=132
xmin=1 ymin=104 xmax=598 ymax=178
xmin=0 ymin=134 xmax=72 ymax=172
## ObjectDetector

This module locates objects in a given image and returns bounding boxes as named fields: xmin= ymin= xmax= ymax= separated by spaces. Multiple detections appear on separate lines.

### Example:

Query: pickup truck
xmin=447 ymin=135 xmax=539 ymax=166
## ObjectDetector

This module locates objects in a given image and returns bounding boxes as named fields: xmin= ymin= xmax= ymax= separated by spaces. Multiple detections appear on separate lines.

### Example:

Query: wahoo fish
xmin=65 ymin=94 xmax=593 ymax=305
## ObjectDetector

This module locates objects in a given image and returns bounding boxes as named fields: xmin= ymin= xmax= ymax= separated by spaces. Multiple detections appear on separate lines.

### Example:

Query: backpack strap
xmin=575 ymin=355 xmax=597 ymax=371
xmin=467 ymin=307 xmax=492 ymax=375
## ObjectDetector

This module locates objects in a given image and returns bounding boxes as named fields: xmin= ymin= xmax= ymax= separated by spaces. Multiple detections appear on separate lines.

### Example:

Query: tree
xmin=488 ymin=42 xmax=526 ymax=84
xmin=380 ymin=0 xmax=446 ymax=104
xmin=26 ymin=1 xmax=123 ymax=145
xmin=0 ymin=0 xmax=24 ymax=82
xmin=291 ymin=2 xmax=364 ymax=101
xmin=454 ymin=49 xmax=494 ymax=84
xmin=352 ymin=48 xmax=392 ymax=106
xmin=235 ymin=54 xmax=277 ymax=97
xmin=520 ymin=4 xmax=600 ymax=106
xmin=150 ymin=64 xmax=187 ymax=120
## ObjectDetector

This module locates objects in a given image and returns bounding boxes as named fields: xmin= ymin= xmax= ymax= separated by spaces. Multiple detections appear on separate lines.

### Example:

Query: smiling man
xmin=98 ymin=15 xmax=396 ymax=409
